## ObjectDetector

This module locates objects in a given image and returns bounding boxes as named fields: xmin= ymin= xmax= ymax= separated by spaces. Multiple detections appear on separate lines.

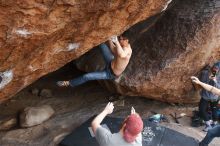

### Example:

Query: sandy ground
xmin=0 ymin=64 xmax=219 ymax=146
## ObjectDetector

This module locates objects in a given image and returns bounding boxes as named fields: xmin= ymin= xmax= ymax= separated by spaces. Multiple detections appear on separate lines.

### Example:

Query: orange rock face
xmin=76 ymin=0 xmax=220 ymax=103
xmin=0 ymin=0 xmax=170 ymax=102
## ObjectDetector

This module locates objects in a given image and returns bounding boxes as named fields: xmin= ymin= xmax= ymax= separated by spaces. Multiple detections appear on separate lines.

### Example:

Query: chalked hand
xmin=110 ymin=35 xmax=118 ymax=43
xmin=131 ymin=106 xmax=136 ymax=114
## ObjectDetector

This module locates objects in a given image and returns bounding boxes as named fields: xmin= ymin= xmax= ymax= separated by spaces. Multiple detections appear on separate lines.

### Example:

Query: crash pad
xmin=59 ymin=116 xmax=199 ymax=146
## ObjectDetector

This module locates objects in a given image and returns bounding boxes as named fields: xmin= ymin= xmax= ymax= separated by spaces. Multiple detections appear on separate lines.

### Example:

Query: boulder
xmin=19 ymin=105 xmax=55 ymax=127
xmin=0 ymin=0 xmax=170 ymax=102
xmin=76 ymin=0 xmax=220 ymax=103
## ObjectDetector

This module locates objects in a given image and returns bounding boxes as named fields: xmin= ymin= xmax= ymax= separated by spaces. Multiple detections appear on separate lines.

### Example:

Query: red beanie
xmin=123 ymin=114 xmax=143 ymax=143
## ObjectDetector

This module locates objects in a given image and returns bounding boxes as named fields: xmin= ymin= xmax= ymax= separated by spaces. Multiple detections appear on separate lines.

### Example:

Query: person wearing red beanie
xmin=91 ymin=102 xmax=143 ymax=146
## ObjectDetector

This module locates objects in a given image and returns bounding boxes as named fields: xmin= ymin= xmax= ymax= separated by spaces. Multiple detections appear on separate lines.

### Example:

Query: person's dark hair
xmin=211 ymin=61 xmax=220 ymax=75
xmin=0 ymin=76 xmax=2 ymax=83
xmin=119 ymin=30 xmax=130 ymax=40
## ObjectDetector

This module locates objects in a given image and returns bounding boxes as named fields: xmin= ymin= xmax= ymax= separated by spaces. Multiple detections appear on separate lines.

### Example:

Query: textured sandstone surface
xmin=0 ymin=0 xmax=170 ymax=103
xmin=76 ymin=0 xmax=220 ymax=103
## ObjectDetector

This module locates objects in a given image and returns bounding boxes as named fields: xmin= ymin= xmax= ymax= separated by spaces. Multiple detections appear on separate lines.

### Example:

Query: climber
xmin=56 ymin=31 xmax=132 ymax=88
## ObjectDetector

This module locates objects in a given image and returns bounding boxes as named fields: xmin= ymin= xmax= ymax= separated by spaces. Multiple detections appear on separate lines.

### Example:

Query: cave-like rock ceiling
xmin=0 ymin=0 xmax=220 ymax=103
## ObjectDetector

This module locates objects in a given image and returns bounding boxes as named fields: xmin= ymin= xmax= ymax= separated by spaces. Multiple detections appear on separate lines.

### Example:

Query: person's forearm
xmin=108 ymin=40 xmax=116 ymax=53
xmin=198 ymin=81 xmax=220 ymax=96
xmin=91 ymin=110 xmax=108 ymax=131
